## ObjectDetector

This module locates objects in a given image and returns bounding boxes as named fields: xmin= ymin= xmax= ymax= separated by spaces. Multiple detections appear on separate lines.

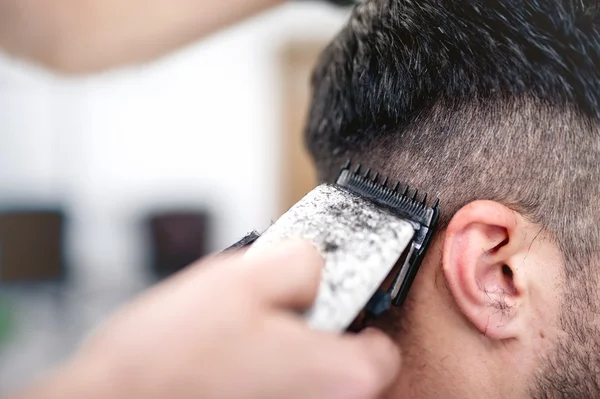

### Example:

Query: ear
xmin=442 ymin=200 xmax=529 ymax=339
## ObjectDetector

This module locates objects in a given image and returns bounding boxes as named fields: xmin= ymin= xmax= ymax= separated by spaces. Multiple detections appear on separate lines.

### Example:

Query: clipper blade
xmin=337 ymin=160 xmax=438 ymax=229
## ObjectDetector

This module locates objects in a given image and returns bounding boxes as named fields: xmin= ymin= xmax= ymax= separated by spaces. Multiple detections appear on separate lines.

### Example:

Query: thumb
xmin=242 ymin=239 xmax=324 ymax=310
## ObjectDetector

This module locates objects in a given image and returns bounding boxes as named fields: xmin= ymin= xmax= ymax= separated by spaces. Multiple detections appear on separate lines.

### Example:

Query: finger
xmin=315 ymin=328 xmax=402 ymax=399
xmin=242 ymin=239 xmax=324 ymax=310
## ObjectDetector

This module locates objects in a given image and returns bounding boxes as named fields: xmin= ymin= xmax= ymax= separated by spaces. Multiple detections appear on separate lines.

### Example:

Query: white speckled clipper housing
xmin=247 ymin=184 xmax=415 ymax=333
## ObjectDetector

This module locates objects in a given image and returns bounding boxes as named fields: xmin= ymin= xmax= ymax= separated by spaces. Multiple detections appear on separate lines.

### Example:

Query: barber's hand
xmin=54 ymin=240 xmax=401 ymax=399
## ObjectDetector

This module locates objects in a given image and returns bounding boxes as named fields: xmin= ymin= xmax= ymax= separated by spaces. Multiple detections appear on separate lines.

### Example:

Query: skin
xmin=0 ymin=0 xmax=284 ymax=73
xmin=372 ymin=200 xmax=566 ymax=398
xmin=11 ymin=240 xmax=401 ymax=399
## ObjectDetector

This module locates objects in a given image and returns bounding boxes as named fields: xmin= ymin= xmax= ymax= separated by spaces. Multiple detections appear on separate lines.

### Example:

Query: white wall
xmin=0 ymin=3 xmax=348 ymax=286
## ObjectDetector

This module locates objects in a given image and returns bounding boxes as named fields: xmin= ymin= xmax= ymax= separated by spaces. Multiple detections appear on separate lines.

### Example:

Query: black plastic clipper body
xmin=224 ymin=231 xmax=261 ymax=252
xmin=335 ymin=161 xmax=440 ymax=311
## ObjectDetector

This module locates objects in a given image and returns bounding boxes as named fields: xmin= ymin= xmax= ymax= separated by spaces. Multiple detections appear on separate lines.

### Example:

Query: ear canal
xmin=502 ymin=264 xmax=517 ymax=295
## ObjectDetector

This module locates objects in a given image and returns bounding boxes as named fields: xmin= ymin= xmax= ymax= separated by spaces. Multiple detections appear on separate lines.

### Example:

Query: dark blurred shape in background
xmin=0 ymin=209 xmax=65 ymax=283
xmin=146 ymin=210 xmax=210 ymax=279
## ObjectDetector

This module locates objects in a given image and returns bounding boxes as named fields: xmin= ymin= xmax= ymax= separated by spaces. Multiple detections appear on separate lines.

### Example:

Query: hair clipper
xmin=225 ymin=161 xmax=439 ymax=333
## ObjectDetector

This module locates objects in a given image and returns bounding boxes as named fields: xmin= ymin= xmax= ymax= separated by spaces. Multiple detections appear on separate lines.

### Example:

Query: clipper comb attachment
xmin=336 ymin=160 xmax=440 ymax=310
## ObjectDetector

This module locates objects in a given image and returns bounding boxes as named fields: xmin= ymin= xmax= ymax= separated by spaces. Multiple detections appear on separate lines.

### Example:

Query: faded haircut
xmin=304 ymin=0 xmax=600 ymax=397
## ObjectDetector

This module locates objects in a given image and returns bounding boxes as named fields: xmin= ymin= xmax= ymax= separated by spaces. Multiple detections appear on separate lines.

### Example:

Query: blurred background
xmin=0 ymin=3 xmax=347 ymax=394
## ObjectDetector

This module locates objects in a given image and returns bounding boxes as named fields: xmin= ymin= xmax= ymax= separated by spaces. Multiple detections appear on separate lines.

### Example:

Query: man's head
xmin=305 ymin=0 xmax=600 ymax=397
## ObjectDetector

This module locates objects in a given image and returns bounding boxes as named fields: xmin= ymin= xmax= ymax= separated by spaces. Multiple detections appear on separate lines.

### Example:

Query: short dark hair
xmin=305 ymin=1 xmax=600 ymax=396
xmin=307 ymin=0 xmax=600 ymax=275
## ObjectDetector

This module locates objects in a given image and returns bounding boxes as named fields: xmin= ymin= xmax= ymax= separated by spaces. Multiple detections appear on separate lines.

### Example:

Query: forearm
xmin=0 ymin=0 xmax=284 ymax=74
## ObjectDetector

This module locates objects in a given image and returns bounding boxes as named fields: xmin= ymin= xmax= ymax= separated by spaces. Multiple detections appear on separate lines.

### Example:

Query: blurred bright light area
xmin=0 ymin=3 xmax=347 ymax=394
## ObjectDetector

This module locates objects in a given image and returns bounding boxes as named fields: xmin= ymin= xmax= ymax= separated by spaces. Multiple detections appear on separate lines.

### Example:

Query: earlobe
xmin=442 ymin=201 xmax=525 ymax=339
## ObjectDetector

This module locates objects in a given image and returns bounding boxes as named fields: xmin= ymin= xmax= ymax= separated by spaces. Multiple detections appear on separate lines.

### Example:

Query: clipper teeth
xmin=335 ymin=161 xmax=442 ymax=310
xmin=335 ymin=160 xmax=439 ymax=226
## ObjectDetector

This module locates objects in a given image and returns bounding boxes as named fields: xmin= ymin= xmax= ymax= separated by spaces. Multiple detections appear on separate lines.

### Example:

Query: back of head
xmin=307 ymin=0 xmax=600 ymax=278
